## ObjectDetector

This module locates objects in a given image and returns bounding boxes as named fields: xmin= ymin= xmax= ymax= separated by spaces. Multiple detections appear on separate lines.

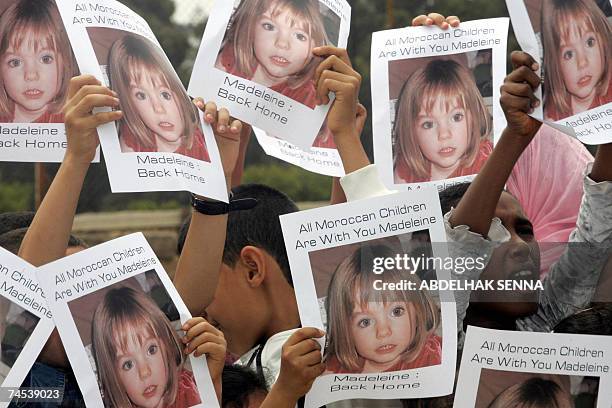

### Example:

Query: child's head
xmin=225 ymin=0 xmax=329 ymax=87
xmin=488 ymin=378 xmax=574 ymax=408
xmin=393 ymin=59 xmax=491 ymax=181
xmin=542 ymin=0 xmax=612 ymax=117
xmin=92 ymin=286 xmax=184 ymax=408
xmin=221 ymin=364 xmax=268 ymax=408
xmin=108 ymin=34 xmax=200 ymax=152
xmin=325 ymin=244 xmax=439 ymax=373
xmin=0 ymin=0 xmax=76 ymax=118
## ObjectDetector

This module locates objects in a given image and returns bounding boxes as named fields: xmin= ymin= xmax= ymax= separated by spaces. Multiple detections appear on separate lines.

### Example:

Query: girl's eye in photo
xmin=294 ymin=32 xmax=309 ymax=42
xmin=586 ymin=36 xmax=597 ymax=48
xmin=420 ymin=120 xmax=434 ymax=130
xmin=452 ymin=112 xmax=465 ymax=123
xmin=357 ymin=318 xmax=372 ymax=329
xmin=391 ymin=306 xmax=405 ymax=317
xmin=160 ymin=90 xmax=173 ymax=101
xmin=121 ymin=360 xmax=134 ymax=371
xmin=562 ymin=50 xmax=574 ymax=61
xmin=7 ymin=58 xmax=21 ymax=68
xmin=40 ymin=54 xmax=55 ymax=64
xmin=262 ymin=21 xmax=275 ymax=31
xmin=134 ymin=90 xmax=147 ymax=101
xmin=147 ymin=344 xmax=158 ymax=356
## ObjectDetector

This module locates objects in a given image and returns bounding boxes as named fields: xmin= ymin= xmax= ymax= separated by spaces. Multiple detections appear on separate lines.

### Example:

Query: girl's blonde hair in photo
xmin=92 ymin=285 xmax=184 ymax=408
xmin=541 ymin=0 xmax=612 ymax=119
xmin=0 ymin=0 xmax=77 ymax=115
xmin=109 ymin=34 xmax=200 ymax=151
xmin=393 ymin=59 xmax=491 ymax=181
xmin=487 ymin=378 xmax=574 ymax=408
xmin=222 ymin=0 xmax=329 ymax=89
xmin=325 ymin=244 xmax=439 ymax=372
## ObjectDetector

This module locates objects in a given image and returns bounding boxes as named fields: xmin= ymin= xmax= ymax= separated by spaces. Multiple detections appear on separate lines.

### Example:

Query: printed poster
xmin=189 ymin=0 xmax=351 ymax=150
xmin=0 ymin=247 xmax=55 ymax=407
xmin=371 ymin=19 xmax=509 ymax=191
xmin=506 ymin=0 xmax=612 ymax=143
xmin=280 ymin=189 xmax=457 ymax=407
xmin=36 ymin=233 xmax=219 ymax=407
xmin=455 ymin=326 xmax=612 ymax=407
xmin=0 ymin=0 xmax=99 ymax=162
xmin=54 ymin=0 xmax=228 ymax=201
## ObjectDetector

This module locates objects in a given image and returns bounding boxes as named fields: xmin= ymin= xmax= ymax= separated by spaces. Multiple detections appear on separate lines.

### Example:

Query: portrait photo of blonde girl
xmin=524 ymin=0 xmax=612 ymax=121
xmin=215 ymin=0 xmax=341 ymax=110
xmin=308 ymin=234 xmax=442 ymax=375
xmin=68 ymin=270 xmax=203 ymax=408
xmin=0 ymin=0 xmax=78 ymax=124
xmin=390 ymin=51 xmax=494 ymax=184
xmin=87 ymin=27 xmax=211 ymax=162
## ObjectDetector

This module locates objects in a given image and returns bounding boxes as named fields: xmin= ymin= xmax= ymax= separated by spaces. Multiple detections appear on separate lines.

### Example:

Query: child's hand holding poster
xmin=454 ymin=326 xmax=612 ymax=407
xmin=189 ymin=0 xmax=351 ymax=151
xmin=371 ymin=19 xmax=509 ymax=191
xmin=280 ymin=189 xmax=457 ymax=407
xmin=0 ymin=247 xmax=55 ymax=407
xmin=54 ymin=0 xmax=228 ymax=201
xmin=0 ymin=0 xmax=96 ymax=162
xmin=506 ymin=0 xmax=612 ymax=143
xmin=35 ymin=233 xmax=219 ymax=407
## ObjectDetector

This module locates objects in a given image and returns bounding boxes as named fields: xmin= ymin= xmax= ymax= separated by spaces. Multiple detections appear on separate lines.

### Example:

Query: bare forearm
xmin=259 ymin=386 xmax=299 ymax=408
xmin=19 ymin=157 xmax=89 ymax=266
xmin=335 ymin=130 xmax=370 ymax=174
xmin=590 ymin=143 xmax=612 ymax=183
xmin=231 ymin=125 xmax=251 ymax=187
xmin=330 ymin=177 xmax=347 ymax=205
xmin=449 ymin=129 xmax=532 ymax=235
xmin=174 ymin=210 xmax=227 ymax=315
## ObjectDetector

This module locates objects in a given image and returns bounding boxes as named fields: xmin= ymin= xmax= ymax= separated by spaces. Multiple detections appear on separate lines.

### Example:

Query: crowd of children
xmin=0 ymin=3 xmax=610 ymax=408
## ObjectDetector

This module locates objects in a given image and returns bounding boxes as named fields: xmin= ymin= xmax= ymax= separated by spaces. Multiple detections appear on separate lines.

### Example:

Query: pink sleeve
xmin=507 ymin=125 xmax=593 ymax=276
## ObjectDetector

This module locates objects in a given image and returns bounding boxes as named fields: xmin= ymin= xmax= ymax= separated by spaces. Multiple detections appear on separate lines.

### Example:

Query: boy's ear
xmin=239 ymin=246 xmax=266 ymax=287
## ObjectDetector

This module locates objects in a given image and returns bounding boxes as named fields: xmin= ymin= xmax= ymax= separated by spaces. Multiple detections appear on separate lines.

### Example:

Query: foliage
xmin=0 ymin=182 xmax=31 ymax=213
xmin=243 ymin=164 xmax=331 ymax=202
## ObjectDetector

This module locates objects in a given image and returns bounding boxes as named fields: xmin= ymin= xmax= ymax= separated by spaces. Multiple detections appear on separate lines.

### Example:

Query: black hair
xmin=0 ymin=227 xmax=87 ymax=255
xmin=553 ymin=304 xmax=612 ymax=335
xmin=177 ymin=184 xmax=298 ymax=285
xmin=221 ymin=364 xmax=268 ymax=408
xmin=438 ymin=182 xmax=472 ymax=215
xmin=0 ymin=211 xmax=35 ymax=235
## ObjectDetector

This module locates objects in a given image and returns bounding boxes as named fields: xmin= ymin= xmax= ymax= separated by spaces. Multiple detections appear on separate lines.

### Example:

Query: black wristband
xmin=191 ymin=193 xmax=258 ymax=215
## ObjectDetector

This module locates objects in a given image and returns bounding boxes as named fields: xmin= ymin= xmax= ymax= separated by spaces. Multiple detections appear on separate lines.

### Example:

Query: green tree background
xmin=0 ymin=0 xmax=517 ymax=213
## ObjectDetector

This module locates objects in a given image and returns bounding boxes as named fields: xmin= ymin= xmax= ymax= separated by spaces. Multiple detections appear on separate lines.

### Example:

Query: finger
xmin=303 ymin=363 xmax=326 ymax=380
xmin=301 ymin=349 xmax=323 ymax=366
xmin=73 ymin=95 xmax=120 ymax=116
xmin=185 ymin=333 xmax=225 ymax=353
xmin=78 ymin=110 xmax=123 ymax=129
xmin=317 ymin=77 xmax=358 ymax=105
xmin=230 ymin=119 xmax=242 ymax=134
xmin=67 ymin=75 xmax=102 ymax=99
xmin=204 ymin=101 xmax=218 ymax=124
xmin=510 ymin=51 xmax=539 ymax=71
xmin=193 ymin=342 xmax=226 ymax=358
xmin=317 ymin=70 xmax=360 ymax=103
xmin=290 ymin=338 xmax=322 ymax=358
xmin=217 ymin=108 xmax=230 ymax=133
xmin=285 ymin=327 xmax=325 ymax=348
xmin=446 ymin=16 xmax=460 ymax=27
xmin=412 ymin=15 xmax=433 ymax=26
xmin=506 ymin=65 xmax=541 ymax=90
xmin=314 ymin=55 xmax=358 ymax=86
xmin=184 ymin=322 xmax=221 ymax=342
xmin=68 ymin=85 xmax=117 ymax=109
xmin=182 ymin=316 xmax=205 ymax=331
xmin=193 ymin=97 xmax=206 ymax=111
xmin=502 ymin=82 xmax=539 ymax=107
xmin=311 ymin=46 xmax=351 ymax=67
xmin=427 ymin=13 xmax=448 ymax=29
xmin=500 ymin=93 xmax=533 ymax=114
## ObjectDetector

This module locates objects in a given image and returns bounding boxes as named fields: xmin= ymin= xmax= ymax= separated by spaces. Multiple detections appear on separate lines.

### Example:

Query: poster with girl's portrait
xmin=0 ymin=0 xmax=92 ymax=162
xmin=35 ymin=233 xmax=219 ymax=407
xmin=506 ymin=0 xmax=612 ymax=144
xmin=189 ymin=0 xmax=351 ymax=150
xmin=0 ymin=247 xmax=55 ymax=407
xmin=54 ymin=0 xmax=228 ymax=201
xmin=454 ymin=326 xmax=612 ymax=407
xmin=280 ymin=189 xmax=457 ymax=407
xmin=371 ymin=19 xmax=509 ymax=191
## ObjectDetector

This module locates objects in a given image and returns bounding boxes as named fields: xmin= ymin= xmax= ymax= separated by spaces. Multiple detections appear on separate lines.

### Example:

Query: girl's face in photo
xmin=350 ymin=299 xmax=416 ymax=372
xmin=558 ymin=23 xmax=604 ymax=106
xmin=116 ymin=331 xmax=168 ymax=408
xmin=252 ymin=6 xmax=313 ymax=85
xmin=414 ymin=96 xmax=469 ymax=179
xmin=129 ymin=69 xmax=184 ymax=149
xmin=1 ymin=31 xmax=59 ymax=120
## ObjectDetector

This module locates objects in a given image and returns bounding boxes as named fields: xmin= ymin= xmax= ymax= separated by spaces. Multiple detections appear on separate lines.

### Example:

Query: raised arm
xmin=19 ymin=75 xmax=122 ymax=265
xmin=449 ymin=51 xmax=542 ymax=235
xmin=173 ymin=100 xmax=242 ymax=315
